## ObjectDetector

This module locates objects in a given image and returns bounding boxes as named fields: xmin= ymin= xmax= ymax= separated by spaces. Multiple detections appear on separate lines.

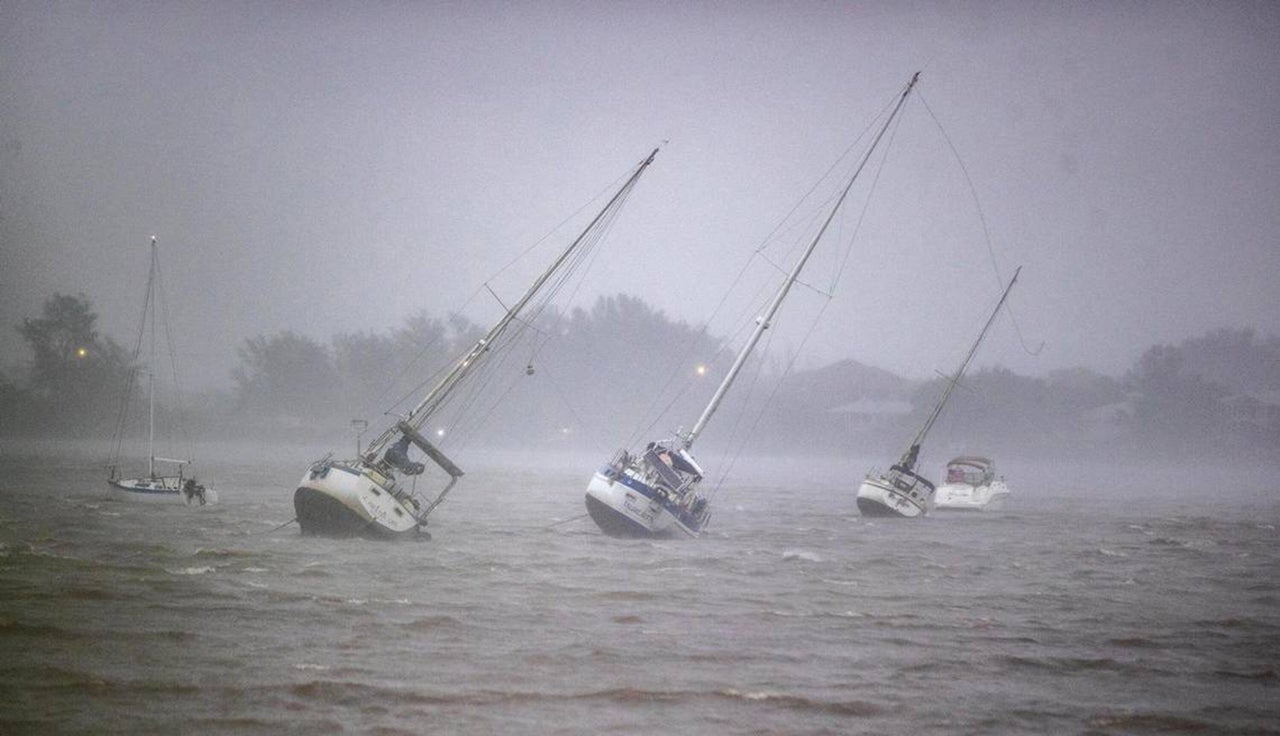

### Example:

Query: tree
xmin=15 ymin=293 xmax=130 ymax=432
xmin=1126 ymin=343 xmax=1229 ymax=454
xmin=232 ymin=331 xmax=339 ymax=421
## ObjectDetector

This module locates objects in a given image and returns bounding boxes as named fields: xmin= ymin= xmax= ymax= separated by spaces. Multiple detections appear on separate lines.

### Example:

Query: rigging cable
xmin=917 ymin=90 xmax=1044 ymax=357
xmin=710 ymin=298 xmax=835 ymax=500
xmin=618 ymin=103 xmax=893 ymax=450
xmin=705 ymin=91 xmax=912 ymax=499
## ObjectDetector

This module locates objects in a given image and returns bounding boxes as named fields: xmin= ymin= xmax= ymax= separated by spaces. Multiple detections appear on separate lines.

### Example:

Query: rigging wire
xmin=372 ymin=155 xmax=643 ymax=434
xmin=917 ymin=90 xmax=1044 ymax=357
xmin=710 ymin=298 xmax=835 ymax=500
xmin=373 ymin=158 xmax=639 ymax=419
xmin=702 ymin=79 xmax=918 ymax=499
xmin=152 ymin=249 xmax=196 ymax=467
xmin=108 ymin=246 xmax=153 ymax=469
xmin=385 ymin=152 xmax=651 ymax=459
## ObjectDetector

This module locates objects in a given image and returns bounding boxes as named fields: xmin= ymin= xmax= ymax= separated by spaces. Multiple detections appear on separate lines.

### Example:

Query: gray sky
xmin=3 ymin=1 xmax=1278 ymax=390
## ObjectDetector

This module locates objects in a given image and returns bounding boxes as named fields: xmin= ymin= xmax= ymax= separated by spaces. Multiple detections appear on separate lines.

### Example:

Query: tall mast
xmin=147 ymin=237 xmax=157 ymax=478
xmin=365 ymin=148 xmax=659 ymax=457
xmin=685 ymin=72 xmax=920 ymax=448
xmin=899 ymin=266 xmax=1020 ymax=470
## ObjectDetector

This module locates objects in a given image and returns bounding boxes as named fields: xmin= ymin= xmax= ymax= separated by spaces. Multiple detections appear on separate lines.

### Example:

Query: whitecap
xmin=820 ymin=578 xmax=859 ymax=587
xmin=781 ymin=549 xmax=823 ymax=562
xmin=166 ymin=566 xmax=214 ymax=575
xmin=723 ymin=688 xmax=784 ymax=701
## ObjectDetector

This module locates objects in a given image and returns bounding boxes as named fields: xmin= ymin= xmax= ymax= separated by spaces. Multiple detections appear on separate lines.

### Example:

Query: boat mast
xmin=146 ymin=237 xmax=158 ymax=479
xmin=898 ymin=266 xmax=1020 ymax=470
xmin=685 ymin=72 xmax=921 ymax=449
xmin=364 ymin=148 xmax=660 ymax=458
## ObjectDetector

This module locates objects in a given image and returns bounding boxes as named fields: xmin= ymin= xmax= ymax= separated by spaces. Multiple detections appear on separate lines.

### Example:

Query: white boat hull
xmin=294 ymin=460 xmax=426 ymax=540
xmin=855 ymin=469 xmax=932 ymax=518
xmin=584 ymin=468 xmax=706 ymax=539
xmin=109 ymin=477 xmax=216 ymax=505
xmin=933 ymin=480 xmax=1010 ymax=511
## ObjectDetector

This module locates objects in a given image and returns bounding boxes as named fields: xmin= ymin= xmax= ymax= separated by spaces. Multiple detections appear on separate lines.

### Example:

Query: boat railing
xmin=643 ymin=447 xmax=686 ymax=494
xmin=609 ymin=448 xmax=631 ymax=473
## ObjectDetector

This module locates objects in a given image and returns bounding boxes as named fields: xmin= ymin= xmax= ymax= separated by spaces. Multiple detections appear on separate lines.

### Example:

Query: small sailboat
xmin=855 ymin=267 xmax=1020 ymax=518
xmin=585 ymin=73 xmax=922 ymax=538
xmin=106 ymin=237 xmax=212 ymax=506
xmin=294 ymin=149 xmax=659 ymax=539
xmin=932 ymin=456 xmax=1009 ymax=511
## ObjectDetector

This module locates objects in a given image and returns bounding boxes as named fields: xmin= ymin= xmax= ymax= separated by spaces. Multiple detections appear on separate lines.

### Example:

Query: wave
xmin=165 ymin=566 xmax=215 ymax=576
xmin=193 ymin=547 xmax=257 ymax=559
xmin=399 ymin=615 xmax=461 ymax=631
xmin=277 ymin=681 xmax=884 ymax=717
xmin=597 ymin=590 xmax=659 ymax=602
xmin=780 ymin=549 xmax=823 ymax=562
xmin=0 ymin=618 xmax=88 ymax=641
xmin=1107 ymin=636 xmax=1160 ymax=649
xmin=997 ymin=655 xmax=1156 ymax=675
xmin=1087 ymin=712 xmax=1215 ymax=732
xmin=1213 ymin=667 xmax=1276 ymax=681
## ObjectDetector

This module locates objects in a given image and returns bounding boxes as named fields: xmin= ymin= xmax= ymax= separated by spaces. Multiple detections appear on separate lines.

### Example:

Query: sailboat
xmin=107 ymin=237 xmax=212 ymax=506
xmin=855 ymin=267 xmax=1020 ymax=518
xmin=294 ymin=149 xmax=658 ymax=539
xmin=584 ymin=72 xmax=922 ymax=539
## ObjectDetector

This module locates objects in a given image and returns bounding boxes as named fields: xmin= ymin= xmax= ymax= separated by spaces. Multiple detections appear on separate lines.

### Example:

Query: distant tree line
xmin=2 ymin=293 xmax=131 ymax=437
xmin=4 ymin=293 xmax=1278 ymax=463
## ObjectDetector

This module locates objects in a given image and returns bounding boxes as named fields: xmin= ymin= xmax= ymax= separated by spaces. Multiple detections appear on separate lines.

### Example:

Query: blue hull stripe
xmin=595 ymin=466 xmax=705 ymax=534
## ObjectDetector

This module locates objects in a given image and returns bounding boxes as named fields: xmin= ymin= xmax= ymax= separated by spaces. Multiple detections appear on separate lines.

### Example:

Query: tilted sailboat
xmin=855 ymin=267 xmax=1020 ymax=518
xmin=585 ymin=73 xmax=922 ymax=538
xmin=294 ymin=149 xmax=658 ymax=539
xmin=107 ymin=237 xmax=212 ymax=505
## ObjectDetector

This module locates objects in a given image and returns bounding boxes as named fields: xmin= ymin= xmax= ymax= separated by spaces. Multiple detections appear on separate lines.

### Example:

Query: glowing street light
xmin=76 ymin=347 xmax=88 ymax=358
xmin=695 ymin=364 xmax=708 ymax=376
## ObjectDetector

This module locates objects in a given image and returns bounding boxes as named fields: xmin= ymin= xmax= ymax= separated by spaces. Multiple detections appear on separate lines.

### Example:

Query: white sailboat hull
xmin=584 ymin=468 xmax=705 ymax=539
xmin=108 ymin=477 xmax=216 ymax=505
xmin=933 ymin=479 xmax=1009 ymax=511
xmin=294 ymin=460 xmax=426 ymax=540
xmin=855 ymin=470 xmax=932 ymax=518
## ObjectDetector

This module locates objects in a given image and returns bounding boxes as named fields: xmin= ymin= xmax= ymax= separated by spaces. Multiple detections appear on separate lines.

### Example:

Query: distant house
xmin=1223 ymin=390 xmax=1280 ymax=432
xmin=827 ymin=397 xmax=914 ymax=428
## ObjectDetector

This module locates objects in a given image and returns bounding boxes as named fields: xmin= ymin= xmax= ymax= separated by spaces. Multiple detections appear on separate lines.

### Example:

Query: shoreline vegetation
xmin=4 ymin=292 xmax=1278 ymax=465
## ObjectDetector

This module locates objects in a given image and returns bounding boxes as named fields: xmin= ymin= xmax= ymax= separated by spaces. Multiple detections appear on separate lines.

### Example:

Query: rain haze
xmin=4 ymin=5 xmax=1280 ymax=734
xmin=3 ymin=2 xmax=1277 ymax=390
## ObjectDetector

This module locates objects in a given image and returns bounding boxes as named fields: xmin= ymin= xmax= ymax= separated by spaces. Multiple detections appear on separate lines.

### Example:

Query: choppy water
xmin=1 ymin=444 xmax=1277 ymax=734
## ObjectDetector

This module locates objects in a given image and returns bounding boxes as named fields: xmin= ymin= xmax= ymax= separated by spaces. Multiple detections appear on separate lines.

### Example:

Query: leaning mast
xmin=364 ymin=148 xmax=660 ymax=459
xmin=685 ymin=72 xmax=920 ymax=448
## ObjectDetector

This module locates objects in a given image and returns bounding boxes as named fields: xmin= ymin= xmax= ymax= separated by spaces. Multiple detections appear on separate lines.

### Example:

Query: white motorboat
xmin=856 ymin=268 xmax=1020 ymax=518
xmin=932 ymin=456 xmax=1009 ymax=511
xmin=294 ymin=149 xmax=658 ymax=539
xmin=106 ymin=237 xmax=214 ymax=506
xmin=586 ymin=72 xmax=923 ymax=538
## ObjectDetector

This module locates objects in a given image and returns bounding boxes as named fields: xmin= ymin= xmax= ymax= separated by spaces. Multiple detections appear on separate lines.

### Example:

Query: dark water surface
xmin=1 ymin=444 xmax=1277 ymax=734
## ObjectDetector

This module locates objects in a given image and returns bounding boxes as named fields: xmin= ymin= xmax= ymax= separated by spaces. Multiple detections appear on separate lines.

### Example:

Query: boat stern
xmin=294 ymin=460 xmax=423 ymax=539
xmin=855 ymin=467 xmax=933 ymax=518
xmin=585 ymin=467 xmax=674 ymax=538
